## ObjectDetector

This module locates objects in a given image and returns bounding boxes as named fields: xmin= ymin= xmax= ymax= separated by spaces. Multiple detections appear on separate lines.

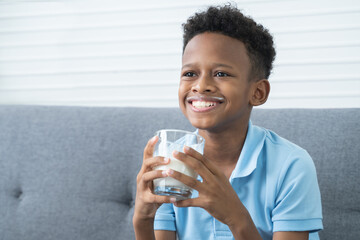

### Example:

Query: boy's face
xmin=179 ymin=32 xmax=255 ymax=132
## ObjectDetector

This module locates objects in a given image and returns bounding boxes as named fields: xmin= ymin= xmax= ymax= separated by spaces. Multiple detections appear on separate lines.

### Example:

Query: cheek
xmin=178 ymin=84 xmax=187 ymax=109
xmin=178 ymin=85 xmax=183 ymax=102
xmin=222 ymin=85 xmax=249 ymax=107
xmin=178 ymin=82 xmax=190 ymax=100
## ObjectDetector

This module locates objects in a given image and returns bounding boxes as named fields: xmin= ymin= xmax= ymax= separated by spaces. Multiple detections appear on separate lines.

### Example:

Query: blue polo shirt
xmin=154 ymin=121 xmax=323 ymax=240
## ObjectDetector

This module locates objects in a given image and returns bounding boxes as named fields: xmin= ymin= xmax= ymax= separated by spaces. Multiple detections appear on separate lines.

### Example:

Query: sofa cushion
xmin=0 ymin=106 xmax=194 ymax=240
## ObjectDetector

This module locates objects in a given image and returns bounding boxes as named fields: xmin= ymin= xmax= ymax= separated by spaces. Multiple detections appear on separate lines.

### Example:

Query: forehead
xmin=182 ymin=32 xmax=250 ymax=68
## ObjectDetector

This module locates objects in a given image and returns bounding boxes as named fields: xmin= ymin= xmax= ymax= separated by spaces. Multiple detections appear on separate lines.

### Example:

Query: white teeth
xmin=192 ymin=101 xmax=217 ymax=108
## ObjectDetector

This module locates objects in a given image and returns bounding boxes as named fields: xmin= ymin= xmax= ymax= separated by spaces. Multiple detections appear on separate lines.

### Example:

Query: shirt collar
xmin=194 ymin=120 xmax=266 ymax=180
xmin=229 ymin=120 xmax=266 ymax=180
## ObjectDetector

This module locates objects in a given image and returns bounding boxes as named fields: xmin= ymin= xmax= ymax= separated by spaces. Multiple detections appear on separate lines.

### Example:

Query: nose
xmin=191 ymin=74 xmax=217 ymax=93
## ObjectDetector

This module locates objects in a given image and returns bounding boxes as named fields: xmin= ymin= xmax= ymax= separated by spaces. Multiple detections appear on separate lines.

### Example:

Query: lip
xmin=186 ymin=95 xmax=225 ymax=103
xmin=186 ymin=95 xmax=225 ymax=112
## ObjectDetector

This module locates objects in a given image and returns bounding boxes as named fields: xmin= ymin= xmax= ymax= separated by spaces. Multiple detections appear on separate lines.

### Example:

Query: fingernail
xmin=170 ymin=197 xmax=177 ymax=203
xmin=184 ymin=146 xmax=190 ymax=151
xmin=151 ymin=136 xmax=157 ymax=143
xmin=164 ymin=157 xmax=170 ymax=163
xmin=161 ymin=170 xmax=167 ymax=177
xmin=166 ymin=169 xmax=174 ymax=175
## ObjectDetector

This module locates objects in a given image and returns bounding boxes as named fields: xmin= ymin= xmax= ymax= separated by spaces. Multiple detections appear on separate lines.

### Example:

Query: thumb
xmin=143 ymin=136 xmax=158 ymax=160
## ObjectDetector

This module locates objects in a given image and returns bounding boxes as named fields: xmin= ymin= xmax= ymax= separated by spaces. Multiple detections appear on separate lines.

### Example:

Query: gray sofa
xmin=0 ymin=105 xmax=359 ymax=240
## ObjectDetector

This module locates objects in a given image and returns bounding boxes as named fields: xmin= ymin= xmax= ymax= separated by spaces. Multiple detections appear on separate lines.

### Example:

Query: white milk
xmin=154 ymin=157 xmax=198 ymax=188
xmin=152 ymin=130 xmax=204 ymax=199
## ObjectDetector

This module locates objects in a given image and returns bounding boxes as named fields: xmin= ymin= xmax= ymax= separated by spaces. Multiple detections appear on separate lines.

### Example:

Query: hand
xmin=168 ymin=146 xmax=247 ymax=228
xmin=133 ymin=136 xmax=176 ymax=222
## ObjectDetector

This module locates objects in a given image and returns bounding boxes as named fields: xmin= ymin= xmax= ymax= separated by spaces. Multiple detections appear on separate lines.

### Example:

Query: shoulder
xmin=257 ymin=125 xmax=304 ymax=152
xmin=254 ymin=124 xmax=312 ymax=164
xmin=253 ymin=125 xmax=317 ymax=184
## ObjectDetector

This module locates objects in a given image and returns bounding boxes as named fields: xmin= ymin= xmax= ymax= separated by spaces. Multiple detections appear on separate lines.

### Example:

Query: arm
xmin=133 ymin=220 xmax=176 ymax=240
xmin=226 ymin=209 xmax=263 ymax=240
xmin=168 ymin=147 xmax=262 ymax=240
xmin=133 ymin=136 xmax=176 ymax=240
xmin=171 ymin=149 xmax=318 ymax=240
xmin=271 ymin=150 xmax=322 ymax=236
xmin=133 ymin=218 xmax=155 ymax=240
xmin=273 ymin=231 xmax=309 ymax=240
xmin=155 ymin=230 xmax=177 ymax=240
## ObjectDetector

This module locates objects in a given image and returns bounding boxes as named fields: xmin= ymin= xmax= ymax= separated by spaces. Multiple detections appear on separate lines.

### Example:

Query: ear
xmin=249 ymin=79 xmax=270 ymax=106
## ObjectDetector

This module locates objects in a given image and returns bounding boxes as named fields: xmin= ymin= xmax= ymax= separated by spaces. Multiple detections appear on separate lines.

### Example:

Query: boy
xmin=133 ymin=5 xmax=323 ymax=240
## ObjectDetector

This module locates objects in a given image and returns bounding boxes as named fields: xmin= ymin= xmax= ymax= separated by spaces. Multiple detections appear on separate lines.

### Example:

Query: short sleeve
xmin=154 ymin=203 xmax=176 ymax=231
xmin=272 ymin=149 xmax=323 ymax=233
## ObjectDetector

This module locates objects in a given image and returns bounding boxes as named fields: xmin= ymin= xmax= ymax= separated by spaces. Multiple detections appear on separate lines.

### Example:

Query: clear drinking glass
xmin=153 ymin=129 xmax=205 ymax=200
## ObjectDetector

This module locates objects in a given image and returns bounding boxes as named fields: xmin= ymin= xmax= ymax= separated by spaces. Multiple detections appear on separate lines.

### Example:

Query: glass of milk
xmin=153 ymin=129 xmax=205 ymax=200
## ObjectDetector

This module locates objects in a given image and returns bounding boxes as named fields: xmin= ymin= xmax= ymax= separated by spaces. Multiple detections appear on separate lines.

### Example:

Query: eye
xmin=183 ymin=72 xmax=196 ymax=77
xmin=215 ymin=72 xmax=230 ymax=77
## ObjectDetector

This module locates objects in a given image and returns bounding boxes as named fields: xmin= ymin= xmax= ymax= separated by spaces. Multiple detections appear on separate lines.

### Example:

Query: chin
xmin=186 ymin=115 xmax=218 ymax=130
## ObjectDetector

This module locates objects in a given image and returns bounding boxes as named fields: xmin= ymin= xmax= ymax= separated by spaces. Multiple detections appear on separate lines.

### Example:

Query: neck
xmin=198 ymin=121 xmax=249 ymax=177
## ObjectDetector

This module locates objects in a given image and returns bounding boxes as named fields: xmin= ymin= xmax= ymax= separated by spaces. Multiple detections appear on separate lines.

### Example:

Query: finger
xmin=137 ymin=155 xmax=170 ymax=185
xmin=173 ymin=197 xmax=199 ymax=208
xmin=172 ymin=150 xmax=213 ymax=178
xmin=144 ymin=191 xmax=177 ymax=204
xmin=143 ymin=136 xmax=158 ymax=160
xmin=183 ymin=146 xmax=222 ymax=176
xmin=141 ymin=169 xmax=168 ymax=184
xmin=166 ymin=169 xmax=203 ymax=192
xmin=143 ymin=156 xmax=170 ymax=172
xmin=139 ymin=168 xmax=179 ymax=193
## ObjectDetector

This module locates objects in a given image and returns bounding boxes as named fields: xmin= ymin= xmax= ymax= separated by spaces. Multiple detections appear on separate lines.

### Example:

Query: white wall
xmin=0 ymin=0 xmax=359 ymax=108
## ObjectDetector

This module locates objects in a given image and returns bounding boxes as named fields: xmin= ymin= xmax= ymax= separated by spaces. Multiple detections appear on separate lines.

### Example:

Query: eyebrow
xmin=181 ymin=63 xmax=234 ymax=70
xmin=213 ymin=63 xmax=234 ymax=69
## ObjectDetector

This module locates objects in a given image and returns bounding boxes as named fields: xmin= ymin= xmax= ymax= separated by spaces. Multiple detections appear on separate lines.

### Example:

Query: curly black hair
xmin=182 ymin=4 xmax=276 ymax=80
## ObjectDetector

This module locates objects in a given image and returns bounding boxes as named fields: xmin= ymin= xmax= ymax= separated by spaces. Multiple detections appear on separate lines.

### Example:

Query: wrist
xmin=133 ymin=216 xmax=155 ymax=240
xmin=133 ymin=212 xmax=155 ymax=225
xmin=227 ymin=210 xmax=262 ymax=240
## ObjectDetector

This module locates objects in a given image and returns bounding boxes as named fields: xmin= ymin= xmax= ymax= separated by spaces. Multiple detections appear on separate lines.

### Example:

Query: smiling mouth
xmin=187 ymin=96 xmax=224 ymax=112
xmin=192 ymin=101 xmax=217 ymax=108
